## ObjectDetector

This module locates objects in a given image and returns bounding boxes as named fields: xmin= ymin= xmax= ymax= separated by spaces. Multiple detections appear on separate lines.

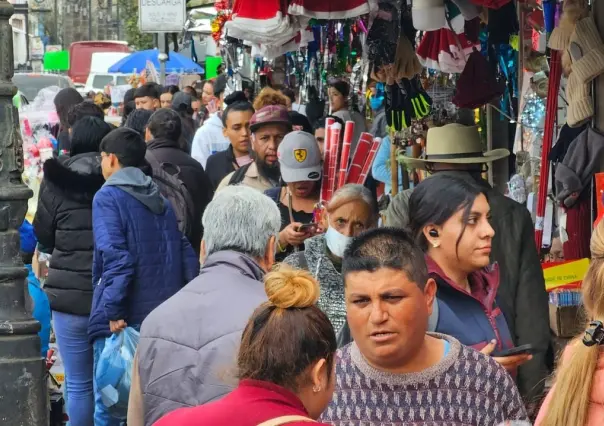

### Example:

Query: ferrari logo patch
xmin=294 ymin=149 xmax=307 ymax=163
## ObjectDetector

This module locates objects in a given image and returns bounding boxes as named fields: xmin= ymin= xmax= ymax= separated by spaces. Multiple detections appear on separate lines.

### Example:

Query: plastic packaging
xmin=95 ymin=327 xmax=140 ymax=419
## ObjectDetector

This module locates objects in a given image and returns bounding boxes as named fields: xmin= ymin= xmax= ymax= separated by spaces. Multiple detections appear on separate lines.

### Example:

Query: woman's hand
xmin=480 ymin=340 xmax=533 ymax=372
xmin=279 ymin=222 xmax=311 ymax=248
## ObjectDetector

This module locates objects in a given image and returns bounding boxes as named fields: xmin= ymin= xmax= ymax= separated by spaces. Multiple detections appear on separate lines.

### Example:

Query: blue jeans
xmin=93 ymin=338 xmax=125 ymax=426
xmin=53 ymin=311 xmax=94 ymax=426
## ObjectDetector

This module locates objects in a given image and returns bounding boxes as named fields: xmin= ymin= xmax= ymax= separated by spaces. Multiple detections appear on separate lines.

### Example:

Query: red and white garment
xmin=288 ymin=0 xmax=375 ymax=19
xmin=416 ymin=28 xmax=478 ymax=73
xmin=226 ymin=0 xmax=297 ymax=45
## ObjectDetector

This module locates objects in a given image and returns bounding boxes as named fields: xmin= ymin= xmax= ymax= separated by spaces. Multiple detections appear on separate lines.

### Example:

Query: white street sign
xmin=138 ymin=0 xmax=186 ymax=33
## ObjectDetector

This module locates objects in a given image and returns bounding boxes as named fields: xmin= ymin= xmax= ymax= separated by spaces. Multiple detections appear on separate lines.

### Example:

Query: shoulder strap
xmin=297 ymin=251 xmax=308 ymax=271
xmin=257 ymin=415 xmax=316 ymax=426
xmin=228 ymin=163 xmax=251 ymax=185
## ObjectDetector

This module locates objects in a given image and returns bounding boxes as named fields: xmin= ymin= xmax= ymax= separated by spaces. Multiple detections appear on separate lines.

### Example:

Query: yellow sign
xmin=543 ymin=258 xmax=590 ymax=291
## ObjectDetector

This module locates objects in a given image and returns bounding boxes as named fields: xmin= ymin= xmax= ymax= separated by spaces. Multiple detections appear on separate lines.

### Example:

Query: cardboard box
xmin=549 ymin=303 xmax=585 ymax=338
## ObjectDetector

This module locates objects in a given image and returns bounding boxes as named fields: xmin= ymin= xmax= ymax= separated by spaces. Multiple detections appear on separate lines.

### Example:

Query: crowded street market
xmin=2 ymin=0 xmax=604 ymax=424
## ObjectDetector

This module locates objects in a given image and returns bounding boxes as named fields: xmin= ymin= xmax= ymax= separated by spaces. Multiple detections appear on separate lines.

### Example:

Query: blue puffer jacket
xmin=88 ymin=167 xmax=199 ymax=343
xmin=427 ymin=256 xmax=515 ymax=353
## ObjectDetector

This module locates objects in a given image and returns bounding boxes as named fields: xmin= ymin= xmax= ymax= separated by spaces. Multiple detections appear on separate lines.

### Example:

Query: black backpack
xmin=145 ymin=151 xmax=195 ymax=238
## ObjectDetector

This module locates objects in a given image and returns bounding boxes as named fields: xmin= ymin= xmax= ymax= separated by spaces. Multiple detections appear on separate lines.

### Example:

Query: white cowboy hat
xmin=399 ymin=123 xmax=510 ymax=168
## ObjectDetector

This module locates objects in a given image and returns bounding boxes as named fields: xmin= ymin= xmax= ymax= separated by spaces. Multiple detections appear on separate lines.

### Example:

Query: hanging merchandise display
xmin=563 ymin=16 xmax=604 ymax=127
xmin=452 ymin=50 xmax=505 ymax=109
xmin=411 ymin=0 xmax=465 ymax=34
xmin=368 ymin=2 xmax=422 ymax=84
xmin=548 ymin=0 xmax=589 ymax=76
xmin=288 ymin=0 xmax=374 ymax=19
xmin=225 ymin=0 xmax=305 ymax=47
xmin=385 ymin=77 xmax=433 ymax=132
xmin=416 ymin=28 xmax=479 ymax=73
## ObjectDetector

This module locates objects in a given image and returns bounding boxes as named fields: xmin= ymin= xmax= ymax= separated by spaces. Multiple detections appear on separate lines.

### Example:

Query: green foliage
xmin=118 ymin=0 xmax=153 ymax=50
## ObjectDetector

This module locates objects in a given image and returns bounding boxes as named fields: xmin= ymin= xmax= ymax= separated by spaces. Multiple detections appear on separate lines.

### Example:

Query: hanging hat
xmin=568 ymin=16 xmax=604 ymax=84
xmin=399 ymin=123 xmax=510 ymax=168
xmin=412 ymin=0 xmax=465 ymax=33
xmin=412 ymin=0 xmax=447 ymax=32
xmin=452 ymin=50 xmax=505 ymax=109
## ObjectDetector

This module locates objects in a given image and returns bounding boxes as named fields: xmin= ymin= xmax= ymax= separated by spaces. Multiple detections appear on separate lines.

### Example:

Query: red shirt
xmin=154 ymin=379 xmax=329 ymax=426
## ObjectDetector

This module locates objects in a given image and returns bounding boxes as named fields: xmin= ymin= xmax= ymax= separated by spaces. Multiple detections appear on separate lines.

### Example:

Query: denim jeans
xmin=52 ymin=311 xmax=94 ymax=426
xmin=93 ymin=338 xmax=125 ymax=426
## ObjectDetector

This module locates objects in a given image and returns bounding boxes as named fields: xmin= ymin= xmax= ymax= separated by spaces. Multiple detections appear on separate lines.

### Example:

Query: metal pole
xmin=158 ymin=33 xmax=166 ymax=85
xmin=486 ymin=104 xmax=494 ymax=186
xmin=390 ymin=134 xmax=398 ymax=197
xmin=116 ymin=0 xmax=120 ymax=40
xmin=88 ymin=0 xmax=92 ymax=40
xmin=0 ymin=1 xmax=48 ymax=424
xmin=53 ymin=0 xmax=57 ymax=43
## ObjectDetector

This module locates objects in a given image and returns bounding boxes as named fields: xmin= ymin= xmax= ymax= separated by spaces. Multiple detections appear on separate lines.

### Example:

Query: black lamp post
xmin=0 ymin=1 xmax=48 ymax=423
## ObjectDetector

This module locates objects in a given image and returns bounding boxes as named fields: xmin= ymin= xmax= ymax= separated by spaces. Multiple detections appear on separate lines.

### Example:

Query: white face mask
xmin=325 ymin=226 xmax=353 ymax=258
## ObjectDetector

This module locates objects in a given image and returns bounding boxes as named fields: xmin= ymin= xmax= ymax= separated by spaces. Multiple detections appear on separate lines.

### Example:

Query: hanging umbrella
xmin=108 ymin=49 xmax=204 ymax=74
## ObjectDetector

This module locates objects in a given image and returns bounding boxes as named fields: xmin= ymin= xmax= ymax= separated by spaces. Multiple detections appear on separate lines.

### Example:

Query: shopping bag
xmin=95 ymin=327 xmax=139 ymax=419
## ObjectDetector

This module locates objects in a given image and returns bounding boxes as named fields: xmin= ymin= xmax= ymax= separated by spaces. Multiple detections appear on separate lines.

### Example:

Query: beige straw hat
xmin=399 ymin=123 xmax=510 ymax=168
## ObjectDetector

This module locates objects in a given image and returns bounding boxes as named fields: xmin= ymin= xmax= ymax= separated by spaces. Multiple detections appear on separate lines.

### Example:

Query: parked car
xmin=12 ymin=73 xmax=74 ymax=103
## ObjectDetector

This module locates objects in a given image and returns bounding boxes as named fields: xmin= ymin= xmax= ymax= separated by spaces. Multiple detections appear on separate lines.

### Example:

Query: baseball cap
xmin=250 ymin=105 xmax=292 ymax=133
xmin=277 ymin=131 xmax=322 ymax=183
xmin=171 ymin=92 xmax=193 ymax=113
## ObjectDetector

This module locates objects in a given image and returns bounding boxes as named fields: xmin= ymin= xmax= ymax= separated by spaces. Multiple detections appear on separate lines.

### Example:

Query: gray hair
xmin=327 ymin=184 xmax=378 ymax=220
xmin=202 ymin=186 xmax=281 ymax=258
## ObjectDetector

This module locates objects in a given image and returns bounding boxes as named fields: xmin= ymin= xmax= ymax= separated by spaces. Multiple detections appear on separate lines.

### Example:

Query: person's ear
xmin=153 ymin=98 xmax=160 ymax=109
xmin=145 ymin=127 xmax=152 ymax=143
xmin=222 ymin=126 xmax=228 ymax=138
xmin=320 ymin=207 xmax=329 ymax=230
xmin=310 ymin=358 xmax=328 ymax=393
xmin=424 ymin=278 xmax=437 ymax=315
xmin=109 ymin=153 xmax=119 ymax=169
xmin=263 ymin=235 xmax=276 ymax=272
xmin=423 ymin=225 xmax=441 ymax=249
xmin=200 ymin=240 xmax=206 ymax=264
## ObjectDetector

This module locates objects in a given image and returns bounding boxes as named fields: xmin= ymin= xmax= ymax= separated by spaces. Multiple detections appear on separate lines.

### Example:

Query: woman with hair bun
xmin=154 ymin=265 xmax=337 ymax=426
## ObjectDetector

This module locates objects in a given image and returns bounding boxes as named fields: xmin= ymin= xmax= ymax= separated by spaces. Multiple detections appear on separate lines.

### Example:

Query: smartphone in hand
xmin=492 ymin=344 xmax=535 ymax=358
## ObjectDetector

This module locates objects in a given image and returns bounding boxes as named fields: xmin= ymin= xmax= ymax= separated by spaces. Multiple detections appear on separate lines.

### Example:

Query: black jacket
xmin=205 ymin=145 xmax=238 ymax=190
xmin=146 ymin=137 xmax=213 ymax=255
xmin=33 ymin=153 xmax=105 ymax=315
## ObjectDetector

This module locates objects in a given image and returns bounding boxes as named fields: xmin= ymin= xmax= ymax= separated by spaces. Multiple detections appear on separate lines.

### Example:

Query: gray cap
xmin=277 ymin=131 xmax=322 ymax=183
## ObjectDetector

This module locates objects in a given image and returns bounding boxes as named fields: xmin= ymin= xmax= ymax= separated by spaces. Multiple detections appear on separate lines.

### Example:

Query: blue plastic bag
xmin=95 ymin=327 xmax=139 ymax=419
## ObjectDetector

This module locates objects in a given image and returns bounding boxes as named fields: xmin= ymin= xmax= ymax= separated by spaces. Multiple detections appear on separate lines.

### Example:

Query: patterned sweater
xmin=321 ymin=334 xmax=528 ymax=425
